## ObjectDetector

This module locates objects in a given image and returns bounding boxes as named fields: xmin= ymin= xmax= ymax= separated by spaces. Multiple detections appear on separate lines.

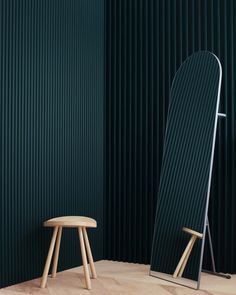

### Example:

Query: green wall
xmin=105 ymin=0 xmax=236 ymax=274
xmin=0 ymin=0 xmax=104 ymax=288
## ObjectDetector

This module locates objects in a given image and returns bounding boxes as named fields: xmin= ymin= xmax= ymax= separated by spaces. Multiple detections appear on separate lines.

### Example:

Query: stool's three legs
xmin=40 ymin=224 xmax=97 ymax=290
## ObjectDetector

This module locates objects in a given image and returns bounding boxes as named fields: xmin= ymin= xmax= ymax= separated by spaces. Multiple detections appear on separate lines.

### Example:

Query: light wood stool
xmin=173 ymin=227 xmax=203 ymax=278
xmin=40 ymin=216 xmax=97 ymax=290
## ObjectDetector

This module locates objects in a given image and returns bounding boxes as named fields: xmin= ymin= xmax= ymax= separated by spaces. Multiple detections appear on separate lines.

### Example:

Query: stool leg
xmin=78 ymin=227 xmax=91 ymax=290
xmin=178 ymin=236 xmax=196 ymax=277
xmin=41 ymin=226 xmax=58 ymax=288
xmin=51 ymin=226 xmax=63 ymax=278
xmin=173 ymin=235 xmax=195 ymax=278
xmin=82 ymin=227 xmax=97 ymax=279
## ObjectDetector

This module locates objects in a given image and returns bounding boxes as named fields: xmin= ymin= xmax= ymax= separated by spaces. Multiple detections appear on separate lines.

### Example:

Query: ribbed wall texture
xmin=105 ymin=0 xmax=236 ymax=274
xmin=0 ymin=0 xmax=104 ymax=288
xmin=151 ymin=51 xmax=221 ymax=281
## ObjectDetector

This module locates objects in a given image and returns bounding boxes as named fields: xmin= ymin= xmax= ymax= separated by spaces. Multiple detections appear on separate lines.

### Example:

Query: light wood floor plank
xmin=1 ymin=261 xmax=235 ymax=295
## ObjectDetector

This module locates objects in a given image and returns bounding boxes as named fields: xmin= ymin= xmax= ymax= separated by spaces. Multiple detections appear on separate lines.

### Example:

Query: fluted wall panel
xmin=105 ymin=0 xmax=236 ymax=274
xmin=0 ymin=0 xmax=104 ymax=287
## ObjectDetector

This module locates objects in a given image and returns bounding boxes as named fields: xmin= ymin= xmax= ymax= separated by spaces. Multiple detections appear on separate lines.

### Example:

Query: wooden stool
xmin=40 ymin=216 xmax=97 ymax=290
xmin=173 ymin=227 xmax=203 ymax=278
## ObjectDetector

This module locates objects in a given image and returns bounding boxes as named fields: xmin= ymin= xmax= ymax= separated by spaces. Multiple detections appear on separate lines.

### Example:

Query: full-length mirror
xmin=150 ymin=51 xmax=222 ymax=289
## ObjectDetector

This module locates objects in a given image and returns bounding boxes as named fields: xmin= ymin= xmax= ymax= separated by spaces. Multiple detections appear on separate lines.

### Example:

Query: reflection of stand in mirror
xmin=173 ymin=227 xmax=203 ymax=278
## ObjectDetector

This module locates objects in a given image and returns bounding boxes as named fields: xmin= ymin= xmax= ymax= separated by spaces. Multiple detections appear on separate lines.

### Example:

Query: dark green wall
xmin=105 ymin=0 xmax=236 ymax=274
xmin=0 ymin=0 xmax=104 ymax=288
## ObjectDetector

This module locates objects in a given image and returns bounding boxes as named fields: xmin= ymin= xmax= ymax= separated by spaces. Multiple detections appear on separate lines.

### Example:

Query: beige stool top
xmin=183 ymin=227 xmax=203 ymax=239
xmin=44 ymin=216 xmax=97 ymax=228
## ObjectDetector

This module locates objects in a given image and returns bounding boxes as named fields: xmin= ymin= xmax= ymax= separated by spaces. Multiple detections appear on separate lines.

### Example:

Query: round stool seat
xmin=44 ymin=216 xmax=97 ymax=228
xmin=182 ymin=227 xmax=203 ymax=238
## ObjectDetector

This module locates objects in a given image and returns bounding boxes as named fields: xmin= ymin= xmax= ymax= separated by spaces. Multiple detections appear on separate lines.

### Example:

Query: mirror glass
xmin=150 ymin=51 xmax=222 ymax=289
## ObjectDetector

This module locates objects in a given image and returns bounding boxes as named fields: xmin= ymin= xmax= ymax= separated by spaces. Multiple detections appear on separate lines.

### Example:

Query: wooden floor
xmin=1 ymin=260 xmax=235 ymax=295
